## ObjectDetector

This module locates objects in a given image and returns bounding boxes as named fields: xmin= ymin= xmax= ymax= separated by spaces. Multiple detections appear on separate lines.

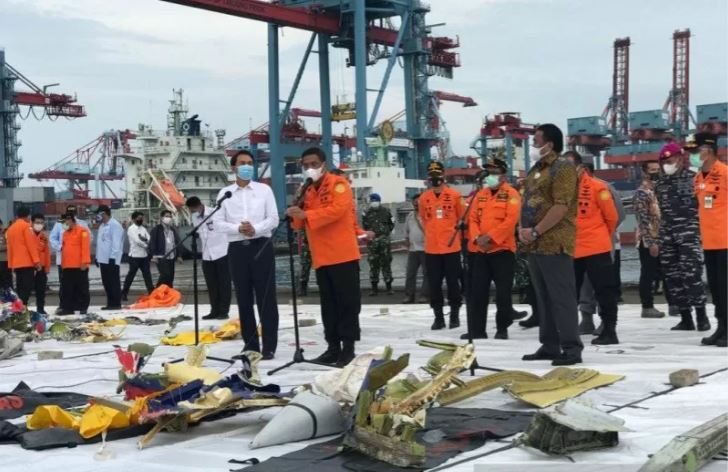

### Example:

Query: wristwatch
xmin=531 ymin=228 xmax=540 ymax=240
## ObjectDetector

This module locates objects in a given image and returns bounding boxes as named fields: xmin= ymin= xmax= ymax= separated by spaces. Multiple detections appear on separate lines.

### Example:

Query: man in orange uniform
xmin=31 ymin=214 xmax=51 ymax=314
xmin=288 ymin=147 xmax=361 ymax=367
xmin=565 ymin=151 xmax=620 ymax=345
xmin=463 ymin=158 xmax=521 ymax=340
xmin=5 ymin=206 xmax=42 ymax=306
xmin=59 ymin=213 xmax=91 ymax=315
xmin=687 ymin=132 xmax=727 ymax=347
xmin=419 ymin=161 xmax=464 ymax=330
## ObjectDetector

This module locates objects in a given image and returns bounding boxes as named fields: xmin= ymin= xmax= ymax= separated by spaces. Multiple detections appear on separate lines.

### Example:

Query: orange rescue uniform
xmin=61 ymin=225 xmax=91 ymax=269
xmin=694 ymin=160 xmax=728 ymax=250
xmin=5 ymin=219 xmax=41 ymax=269
xmin=35 ymin=231 xmax=51 ymax=274
xmin=574 ymin=173 xmax=618 ymax=259
xmin=468 ymin=183 xmax=522 ymax=254
xmin=292 ymin=172 xmax=360 ymax=269
xmin=418 ymin=185 xmax=464 ymax=254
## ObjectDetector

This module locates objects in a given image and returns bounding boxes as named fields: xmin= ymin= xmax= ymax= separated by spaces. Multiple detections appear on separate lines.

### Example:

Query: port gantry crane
xmin=0 ymin=50 xmax=86 ymax=187
xmin=160 ymin=0 xmax=462 ymax=211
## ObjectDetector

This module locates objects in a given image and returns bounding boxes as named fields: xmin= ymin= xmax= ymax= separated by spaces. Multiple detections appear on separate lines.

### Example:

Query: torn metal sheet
xmin=517 ymin=399 xmax=627 ymax=455
xmin=438 ymin=370 xmax=542 ymax=406
xmin=638 ymin=413 xmax=728 ymax=472
xmin=504 ymin=367 xmax=624 ymax=408
xmin=0 ymin=330 xmax=23 ymax=360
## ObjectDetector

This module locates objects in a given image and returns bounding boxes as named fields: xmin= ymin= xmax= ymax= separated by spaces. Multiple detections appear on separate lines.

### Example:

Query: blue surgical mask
xmin=689 ymin=153 xmax=703 ymax=168
xmin=237 ymin=164 xmax=254 ymax=181
xmin=95 ymin=214 xmax=103 ymax=223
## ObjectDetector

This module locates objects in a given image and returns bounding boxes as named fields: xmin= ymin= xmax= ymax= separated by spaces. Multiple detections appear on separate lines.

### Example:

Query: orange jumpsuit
xmin=59 ymin=225 xmax=91 ymax=314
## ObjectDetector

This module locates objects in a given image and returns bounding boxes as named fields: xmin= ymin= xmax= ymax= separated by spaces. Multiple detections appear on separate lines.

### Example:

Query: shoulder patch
xmin=599 ymin=189 xmax=611 ymax=201
xmin=509 ymin=197 xmax=519 ymax=205
xmin=81 ymin=231 xmax=88 ymax=238
xmin=334 ymin=183 xmax=346 ymax=194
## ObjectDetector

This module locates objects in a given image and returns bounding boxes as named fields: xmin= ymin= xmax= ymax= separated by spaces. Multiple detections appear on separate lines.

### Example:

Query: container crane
xmin=472 ymin=112 xmax=538 ymax=177
xmin=160 ymin=0 xmax=462 ymax=211
xmin=0 ymin=50 xmax=86 ymax=187
xmin=29 ymin=130 xmax=134 ymax=213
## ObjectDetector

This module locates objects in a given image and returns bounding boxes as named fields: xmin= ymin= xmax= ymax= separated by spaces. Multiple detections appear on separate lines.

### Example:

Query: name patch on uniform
xmin=509 ymin=197 xmax=519 ymax=205
xmin=599 ymin=190 xmax=611 ymax=201
xmin=334 ymin=183 xmax=346 ymax=194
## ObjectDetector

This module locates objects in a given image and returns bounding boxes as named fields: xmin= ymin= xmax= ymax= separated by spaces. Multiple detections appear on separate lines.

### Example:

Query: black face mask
xmin=648 ymin=172 xmax=659 ymax=182
xmin=429 ymin=177 xmax=444 ymax=187
xmin=134 ymin=219 xmax=144 ymax=226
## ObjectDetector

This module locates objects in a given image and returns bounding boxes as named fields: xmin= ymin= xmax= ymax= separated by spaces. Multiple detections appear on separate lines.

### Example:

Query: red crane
xmin=663 ymin=29 xmax=693 ymax=135
xmin=604 ymin=37 xmax=630 ymax=141
xmin=160 ymin=0 xmax=460 ymax=70
xmin=5 ymin=62 xmax=85 ymax=119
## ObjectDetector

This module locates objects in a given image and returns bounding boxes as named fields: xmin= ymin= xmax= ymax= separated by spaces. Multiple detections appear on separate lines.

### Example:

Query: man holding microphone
xmin=214 ymin=150 xmax=280 ymax=360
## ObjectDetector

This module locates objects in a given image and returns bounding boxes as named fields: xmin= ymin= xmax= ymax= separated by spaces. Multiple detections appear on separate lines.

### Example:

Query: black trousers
xmin=56 ymin=265 xmax=63 ymax=306
xmin=315 ymin=260 xmax=361 ymax=344
xmin=202 ymin=255 xmax=231 ymax=317
xmin=614 ymin=248 xmax=622 ymax=298
xmin=60 ymin=268 xmax=90 ymax=313
xmin=123 ymin=257 xmax=154 ymax=295
xmin=638 ymin=243 xmax=659 ymax=308
xmin=229 ymin=239 xmax=279 ymax=354
xmin=34 ymin=270 xmax=47 ymax=312
xmin=467 ymin=251 xmax=515 ymax=334
xmin=704 ymin=249 xmax=727 ymax=327
xmin=0 ymin=261 xmax=11 ymax=289
xmin=100 ymin=263 xmax=121 ymax=307
xmin=156 ymin=259 xmax=175 ymax=288
xmin=528 ymin=253 xmax=583 ymax=357
xmin=574 ymin=251 xmax=619 ymax=328
xmin=425 ymin=252 xmax=462 ymax=310
xmin=13 ymin=267 xmax=35 ymax=306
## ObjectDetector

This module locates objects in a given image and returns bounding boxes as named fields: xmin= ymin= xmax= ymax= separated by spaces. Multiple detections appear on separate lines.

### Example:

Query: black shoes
xmin=431 ymin=317 xmax=446 ymax=330
xmin=460 ymin=332 xmax=487 ymax=340
xmin=696 ymin=308 xmax=711 ymax=332
xmin=592 ymin=331 xmax=619 ymax=345
xmin=370 ymin=283 xmax=378 ymax=296
xmin=579 ymin=313 xmax=595 ymax=335
xmin=701 ymin=327 xmax=727 ymax=346
xmin=494 ymin=329 xmax=508 ymax=340
xmin=671 ymin=318 xmax=696 ymax=331
xmin=385 ymin=282 xmax=394 ymax=295
xmin=519 ymin=314 xmax=539 ymax=329
xmin=336 ymin=341 xmax=356 ymax=367
xmin=101 ymin=306 xmax=122 ymax=311
xmin=510 ymin=309 xmax=528 ymax=321
xmin=262 ymin=352 xmax=275 ymax=360
xmin=202 ymin=313 xmax=229 ymax=320
xmin=448 ymin=308 xmax=460 ymax=329
xmin=314 ymin=343 xmax=341 ymax=364
xmin=522 ymin=349 xmax=560 ymax=361
xmin=552 ymin=354 xmax=582 ymax=366
xmin=121 ymin=292 xmax=128 ymax=302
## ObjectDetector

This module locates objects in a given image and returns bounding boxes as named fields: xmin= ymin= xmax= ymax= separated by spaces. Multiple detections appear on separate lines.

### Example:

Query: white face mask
xmin=304 ymin=166 xmax=324 ymax=182
xmin=529 ymin=145 xmax=545 ymax=163
xmin=162 ymin=217 xmax=173 ymax=225
xmin=33 ymin=223 xmax=44 ymax=232
xmin=370 ymin=201 xmax=381 ymax=208
xmin=662 ymin=163 xmax=679 ymax=175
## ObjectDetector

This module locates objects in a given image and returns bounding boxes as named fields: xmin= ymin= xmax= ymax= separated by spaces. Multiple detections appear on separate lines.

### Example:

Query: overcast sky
xmin=2 ymin=0 xmax=727 ymax=183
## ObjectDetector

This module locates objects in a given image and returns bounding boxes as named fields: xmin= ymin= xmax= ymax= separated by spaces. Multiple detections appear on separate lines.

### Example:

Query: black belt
xmin=230 ymin=237 xmax=268 ymax=246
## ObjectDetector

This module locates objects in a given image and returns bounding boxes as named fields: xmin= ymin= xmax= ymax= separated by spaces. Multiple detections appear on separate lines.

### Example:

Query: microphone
xmin=475 ymin=169 xmax=490 ymax=182
xmin=216 ymin=190 xmax=233 ymax=207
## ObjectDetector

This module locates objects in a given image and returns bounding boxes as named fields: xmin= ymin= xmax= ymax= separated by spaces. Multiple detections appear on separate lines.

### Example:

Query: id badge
xmin=436 ymin=208 xmax=444 ymax=219
xmin=704 ymin=195 xmax=713 ymax=209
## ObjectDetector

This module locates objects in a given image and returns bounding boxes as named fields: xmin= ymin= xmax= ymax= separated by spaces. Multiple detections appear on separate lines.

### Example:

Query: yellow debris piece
xmin=103 ymin=319 xmax=128 ymax=327
xmin=79 ymin=404 xmax=130 ymax=439
xmin=160 ymin=319 xmax=250 ymax=346
xmin=503 ymin=367 xmax=624 ymax=408
xmin=165 ymin=362 xmax=222 ymax=386
xmin=26 ymin=405 xmax=82 ymax=430
xmin=178 ymin=387 xmax=234 ymax=410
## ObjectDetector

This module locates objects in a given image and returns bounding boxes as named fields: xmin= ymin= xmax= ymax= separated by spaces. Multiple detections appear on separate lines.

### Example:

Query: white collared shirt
xmin=193 ymin=205 xmax=230 ymax=261
xmin=127 ymin=223 xmax=150 ymax=258
xmin=213 ymin=181 xmax=279 ymax=241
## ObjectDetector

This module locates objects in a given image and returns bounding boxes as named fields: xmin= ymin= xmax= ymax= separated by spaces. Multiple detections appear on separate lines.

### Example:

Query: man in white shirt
xmin=95 ymin=205 xmax=124 ymax=310
xmin=213 ymin=150 xmax=280 ymax=360
xmin=186 ymin=196 xmax=231 ymax=320
xmin=122 ymin=211 xmax=154 ymax=301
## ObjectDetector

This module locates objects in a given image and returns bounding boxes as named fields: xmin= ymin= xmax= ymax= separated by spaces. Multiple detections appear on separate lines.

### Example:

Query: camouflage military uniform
xmin=298 ymin=231 xmax=312 ymax=295
xmin=362 ymin=206 xmax=395 ymax=287
xmin=655 ymin=167 xmax=707 ymax=310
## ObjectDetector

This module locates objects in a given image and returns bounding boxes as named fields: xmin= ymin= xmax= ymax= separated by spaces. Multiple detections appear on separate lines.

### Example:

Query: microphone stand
xmin=168 ymin=198 xmax=234 ymax=365
xmin=447 ymin=177 xmax=500 ymax=375
xmin=268 ymin=179 xmax=340 ymax=375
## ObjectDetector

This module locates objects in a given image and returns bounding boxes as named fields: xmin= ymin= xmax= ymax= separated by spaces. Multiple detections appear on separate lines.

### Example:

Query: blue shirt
xmin=96 ymin=217 xmax=124 ymax=265
xmin=50 ymin=218 xmax=92 ymax=266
